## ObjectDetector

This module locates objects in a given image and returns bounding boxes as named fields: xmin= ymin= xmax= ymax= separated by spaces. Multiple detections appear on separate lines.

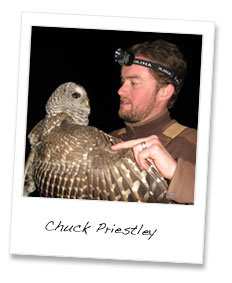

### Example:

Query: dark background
xmin=26 ymin=26 xmax=202 ymax=160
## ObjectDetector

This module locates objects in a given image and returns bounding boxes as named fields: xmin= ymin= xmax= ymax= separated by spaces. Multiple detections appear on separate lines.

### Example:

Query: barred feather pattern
xmin=24 ymin=82 xmax=169 ymax=203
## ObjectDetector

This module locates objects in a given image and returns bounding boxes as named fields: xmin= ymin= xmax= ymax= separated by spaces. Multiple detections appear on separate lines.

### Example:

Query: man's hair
xmin=128 ymin=39 xmax=187 ymax=108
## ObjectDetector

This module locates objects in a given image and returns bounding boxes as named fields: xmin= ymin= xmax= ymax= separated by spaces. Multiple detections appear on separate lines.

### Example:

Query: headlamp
xmin=114 ymin=48 xmax=181 ymax=85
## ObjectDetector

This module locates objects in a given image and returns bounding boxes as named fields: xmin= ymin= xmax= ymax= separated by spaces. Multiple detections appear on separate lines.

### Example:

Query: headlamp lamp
xmin=114 ymin=48 xmax=181 ymax=85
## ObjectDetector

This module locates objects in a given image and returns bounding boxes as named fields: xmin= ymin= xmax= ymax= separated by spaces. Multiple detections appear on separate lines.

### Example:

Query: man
xmin=111 ymin=39 xmax=197 ymax=204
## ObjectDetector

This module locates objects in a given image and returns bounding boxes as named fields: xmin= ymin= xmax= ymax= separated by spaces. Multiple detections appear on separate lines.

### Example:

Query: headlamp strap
xmin=114 ymin=48 xmax=181 ymax=85
xmin=133 ymin=58 xmax=180 ymax=85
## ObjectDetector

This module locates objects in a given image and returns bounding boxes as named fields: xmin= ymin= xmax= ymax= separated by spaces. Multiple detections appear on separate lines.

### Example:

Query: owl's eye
xmin=72 ymin=92 xmax=81 ymax=99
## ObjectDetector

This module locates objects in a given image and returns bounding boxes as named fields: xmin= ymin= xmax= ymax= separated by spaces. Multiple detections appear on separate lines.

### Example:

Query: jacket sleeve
xmin=166 ymin=128 xmax=197 ymax=204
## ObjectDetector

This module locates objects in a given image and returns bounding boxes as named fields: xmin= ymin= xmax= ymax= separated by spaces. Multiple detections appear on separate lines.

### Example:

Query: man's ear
xmin=157 ymin=84 xmax=175 ymax=102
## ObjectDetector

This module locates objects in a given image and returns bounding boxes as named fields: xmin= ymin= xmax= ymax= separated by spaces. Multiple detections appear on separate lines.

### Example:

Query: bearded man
xmin=111 ymin=40 xmax=197 ymax=204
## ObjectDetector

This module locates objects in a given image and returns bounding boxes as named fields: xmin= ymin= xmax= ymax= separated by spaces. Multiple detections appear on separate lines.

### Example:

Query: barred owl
xmin=24 ymin=82 xmax=169 ymax=203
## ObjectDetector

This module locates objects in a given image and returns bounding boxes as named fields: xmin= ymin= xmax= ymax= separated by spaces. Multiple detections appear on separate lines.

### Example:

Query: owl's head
xmin=45 ymin=82 xmax=90 ymax=126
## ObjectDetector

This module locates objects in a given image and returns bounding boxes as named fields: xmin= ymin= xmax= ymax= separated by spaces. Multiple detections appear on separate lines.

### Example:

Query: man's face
xmin=118 ymin=58 xmax=160 ymax=123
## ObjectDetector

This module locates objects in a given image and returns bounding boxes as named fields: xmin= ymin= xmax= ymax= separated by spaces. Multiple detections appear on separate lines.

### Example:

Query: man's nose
xmin=118 ymin=82 xmax=128 ymax=97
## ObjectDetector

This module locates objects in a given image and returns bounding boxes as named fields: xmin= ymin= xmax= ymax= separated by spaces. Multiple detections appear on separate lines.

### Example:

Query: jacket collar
xmin=123 ymin=109 xmax=172 ymax=140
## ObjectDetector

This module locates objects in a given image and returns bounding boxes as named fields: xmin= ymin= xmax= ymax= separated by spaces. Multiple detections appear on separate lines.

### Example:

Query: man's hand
xmin=111 ymin=135 xmax=177 ymax=180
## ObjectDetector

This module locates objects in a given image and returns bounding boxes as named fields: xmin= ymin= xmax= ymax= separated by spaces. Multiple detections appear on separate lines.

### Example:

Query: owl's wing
xmin=31 ymin=120 xmax=169 ymax=203
xmin=24 ymin=119 xmax=46 ymax=196
xmin=93 ymin=128 xmax=169 ymax=202
xmin=24 ymin=150 xmax=36 ymax=196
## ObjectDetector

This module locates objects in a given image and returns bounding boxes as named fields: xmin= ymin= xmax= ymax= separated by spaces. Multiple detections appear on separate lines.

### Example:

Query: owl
xmin=24 ymin=82 xmax=169 ymax=203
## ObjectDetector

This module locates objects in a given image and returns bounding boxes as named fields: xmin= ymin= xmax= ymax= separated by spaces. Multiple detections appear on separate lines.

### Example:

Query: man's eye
xmin=131 ymin=81 xmax=138 ymax=86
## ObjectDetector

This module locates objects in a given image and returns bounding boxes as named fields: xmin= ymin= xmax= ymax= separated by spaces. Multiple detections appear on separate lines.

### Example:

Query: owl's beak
xmin=85 ymin=100 xmax=89 ymax=106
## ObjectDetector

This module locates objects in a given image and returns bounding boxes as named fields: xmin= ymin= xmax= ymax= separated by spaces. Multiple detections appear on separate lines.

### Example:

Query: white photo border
xmin=10 ymin=12 xmax=215 ymax=264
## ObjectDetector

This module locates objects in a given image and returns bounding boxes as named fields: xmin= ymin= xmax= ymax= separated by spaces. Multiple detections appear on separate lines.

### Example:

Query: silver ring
xmin=141 ymin=141 xmax=147 ymax=150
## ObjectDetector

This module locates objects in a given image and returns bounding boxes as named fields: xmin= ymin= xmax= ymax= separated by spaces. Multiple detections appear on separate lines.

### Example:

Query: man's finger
xmin=111 ymin=135 xmax=158 ymax=150
xmin=111 ymin=139 xmax=143 ymax=150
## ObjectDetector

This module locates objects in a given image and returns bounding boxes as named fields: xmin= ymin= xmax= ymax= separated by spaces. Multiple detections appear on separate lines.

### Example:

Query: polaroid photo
xmin=10 ymin=12 xmax=214 ymax=264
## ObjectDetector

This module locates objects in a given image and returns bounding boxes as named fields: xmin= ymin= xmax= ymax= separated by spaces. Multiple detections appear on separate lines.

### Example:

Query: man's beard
xmin=118 ymin=96 xmax=157 ymax=123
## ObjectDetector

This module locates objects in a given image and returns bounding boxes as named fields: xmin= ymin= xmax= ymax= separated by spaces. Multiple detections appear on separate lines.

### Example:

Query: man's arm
xmin=111 ymin=135 xmax=177 ymax=180
xmin=111 ymin=129 xmax=197 ymax=204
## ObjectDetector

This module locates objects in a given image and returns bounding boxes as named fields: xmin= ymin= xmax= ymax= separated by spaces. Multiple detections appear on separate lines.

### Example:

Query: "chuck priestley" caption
xmin=45 ymin=220 xmax=157 ymax=240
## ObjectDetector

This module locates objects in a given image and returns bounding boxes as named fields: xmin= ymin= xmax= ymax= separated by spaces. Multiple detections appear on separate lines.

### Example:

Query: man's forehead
xmin=121 ymin=64 xmax=154 ymax=80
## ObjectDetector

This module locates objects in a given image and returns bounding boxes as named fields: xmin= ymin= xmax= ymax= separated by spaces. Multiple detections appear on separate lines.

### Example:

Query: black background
xmin=26 ymin=26 xmax=202 ymax=159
